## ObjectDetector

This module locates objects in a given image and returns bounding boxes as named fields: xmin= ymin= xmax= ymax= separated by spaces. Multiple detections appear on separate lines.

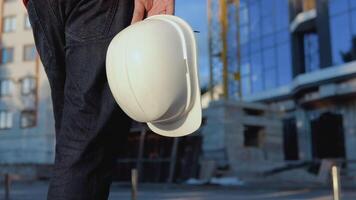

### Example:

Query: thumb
xmin=131 ymin=1 xmax=145 ymax=24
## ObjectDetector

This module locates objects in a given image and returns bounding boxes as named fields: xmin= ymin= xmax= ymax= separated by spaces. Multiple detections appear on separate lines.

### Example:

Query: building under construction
xmin=205 ymin=0 xmax=356 ymax=181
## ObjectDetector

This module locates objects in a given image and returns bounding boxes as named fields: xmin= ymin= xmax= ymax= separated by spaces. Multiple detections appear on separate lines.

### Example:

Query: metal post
xmin=234 ymin=0 xmax=242 ymax=99
xmin=137 ymin=127 xmax=146 ymax=180
xmin=168 ymin=138 xmax=179 ymax=183
xmin=331 ymin=165 xmax=341 ymax=200
xmin=131 ymin=169 xmax=138 ymax=200
xmin=220 ymin=0 xmax=229 ymax=99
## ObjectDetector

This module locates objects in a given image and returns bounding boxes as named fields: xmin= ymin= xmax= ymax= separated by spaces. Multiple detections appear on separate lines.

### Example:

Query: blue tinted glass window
xmin=352 ymin=0 xmax=356 ymax=9
xmin=242 ymin=76 xmax=251 ymax=96
xmin=304 ymin=33 xmax=320 ymax=72
xmin=276 ymin=29 xmax=290 ymax=44
xmin=263 ymin=48 xmax=276 ymax=68
xmin=252 ymin=72 xmax=263 ymax=93
xmin=330 ymin=13 xmax=352 ymax=65
xmin=250 ymin=39 xmax=261 ymax=53
xmin=240 ymin=8 xmax=249 ymax=26
xmin=240 ymin=44 xmax=249 ymax=58
xmin=1 ymin=48 xmax=14 ymax=64
xmin=262 ymin=17 xmax=274 ymax=36
xmin=249 ymin=3 xmax=260 ymax=39
xmin=265 ymin=69 xmax=277 ymax=89
xmin=251 ymin=52 xmax=263 ymax=73
xmin=240 ymin=25 xmax=249 ymax=45
xmin=329 ymin=0 xmax=349 ymax=16
xmin=262 ymin=34 xmax=275 ymax=48
xmin=261 ymin=0 xmax=274 ymax=17
xmin=240 ymin=0 xmax=248 ymax=10
xmin=241 ymin=59 xmax=250 ymax=76
xmin=274 ymin=0 xmax=289 ymax=31
xmin=1 ymin=49 xmax=7 ymax=63
xmin=352 ymin=10 xmax=356 ymax=35
xmin=277 ymin=43 xmax=292 ymax=85
xmin=229 ymin=81 xmax=238 ymax=99
xmin=238 ymin=0 xmax=291 ymax=94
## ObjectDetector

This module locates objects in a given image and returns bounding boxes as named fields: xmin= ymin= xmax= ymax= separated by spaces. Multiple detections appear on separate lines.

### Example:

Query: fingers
xmin=131 ymin=0 xmax=145 ymax=24
xmin=132 ymin=0 xmax=175 ymax=23
xmin=166 ymin=0 xmax=175 ymax=15
xmin=147 ymin=0 xmax=175 ymax=17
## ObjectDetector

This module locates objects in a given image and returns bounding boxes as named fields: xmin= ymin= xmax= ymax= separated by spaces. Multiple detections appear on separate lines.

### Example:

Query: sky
xmin=175 ymin=0 xmax=210 ymax=87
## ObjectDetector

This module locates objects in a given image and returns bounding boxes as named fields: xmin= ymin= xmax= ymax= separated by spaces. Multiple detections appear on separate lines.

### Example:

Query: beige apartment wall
xmin=0 ymin=0 xmax=55 ymax=165
xmin=2 ymin=0 xmax=36 ymax=78
xmin=1 ymin=1 xmax=36 ymax=111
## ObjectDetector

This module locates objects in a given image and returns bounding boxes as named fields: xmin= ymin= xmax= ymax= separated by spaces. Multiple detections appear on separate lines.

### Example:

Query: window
xmin=23 ymin=45 xmax=37 ymax=61
xmin=0 ymin=111 xmax=13 ymax=129
xmin=24 ymin=15 xmax=31 ymax=29
xmin=21 ymin=77 xmax=36 ymax=95
xmin=276 ymin=30 xmax=290 ymax=44
xmin=241 ymin=76 xmax=251 ymax=96
xmin=249 ymin=3 xmax=260 ymax=39
xmin=252 ymin=72 xmax=263 ymax=93
xmin=329 ymin=0 xmax=349 ymax=16
xmin=263 ymin=48 xmax=276 ymax=69
xmin=239 ymin=7 xmax=249 ymax=26
xmin=237 ymin=0 xmax=292 ymax=95
xmin=250 ymin=39 xmax=261 ymax=53
xmin=0 ymin=79 xmax=13 ymax=97
xmin=328 ymin=0 xmax=356 ymax=65
xmin=20 ymin=110 xmax=36 ymax=128
xmin=262 ymin=35 xmax=275 ymax=49
xmin=283 ymin=118 xmax=299 ymax=160
xmin=330 ymin=14 xmax=352 ymax=65
xmin=262 ymin=17 xmax=274 ymax=36
xmin=265 ymin=69 xmax=277 ymax=89
xmin=3 ymin=16 xmax=16 ymax=33
xmin=277 ymin=43 xmax=292 ymax=85
xmin=244 ymin=125 xmax=264 ymax=147
xmin=275 ymin=0 xmax=289 ymax=31
xmin=0 ymin=48 xmax=14 ymax=64
xmin=304 ymin=32 xmax=320 ymax=72
xmin=240 ymin=25 xmax=249 ymax=45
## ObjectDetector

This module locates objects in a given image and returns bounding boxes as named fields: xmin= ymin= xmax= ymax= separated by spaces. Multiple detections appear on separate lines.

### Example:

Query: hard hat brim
xmin=147 ymin=93 xmax=202 ymax=137
xmin=146 ymin=15 xmax=202 ymax=137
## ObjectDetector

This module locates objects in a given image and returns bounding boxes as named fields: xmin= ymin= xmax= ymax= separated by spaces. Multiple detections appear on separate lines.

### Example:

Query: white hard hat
xmin=106 ymin=15 xmax=202 ymax=137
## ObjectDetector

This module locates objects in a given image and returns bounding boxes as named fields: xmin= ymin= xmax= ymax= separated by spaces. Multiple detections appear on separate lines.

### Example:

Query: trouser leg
xmin=27 ymin=0 xmax=134 ymax=199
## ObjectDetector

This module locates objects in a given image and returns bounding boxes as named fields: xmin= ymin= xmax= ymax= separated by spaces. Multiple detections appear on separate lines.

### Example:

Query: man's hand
xmin=131 ymin=0 xmax=175 ymax=24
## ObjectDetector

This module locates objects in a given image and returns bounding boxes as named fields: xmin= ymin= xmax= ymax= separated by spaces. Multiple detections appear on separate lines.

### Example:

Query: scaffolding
xmin=208 ymin=0 xmax=241 ymax=100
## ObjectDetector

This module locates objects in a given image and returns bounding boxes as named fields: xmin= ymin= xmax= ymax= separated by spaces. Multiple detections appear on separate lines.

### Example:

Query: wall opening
xmin=283 ymin=118 xmax=299 ymax=160
xmin=310 ymin=112 xmax=346 ymax=159
xmin=244 ymin=125 xmax=264 ymax=148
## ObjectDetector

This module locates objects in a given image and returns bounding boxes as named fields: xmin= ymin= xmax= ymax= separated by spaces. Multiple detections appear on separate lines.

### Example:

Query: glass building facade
xmin=235 ymin=0 xmax=356 ymax=96
xmin=238 ymin=0 xmax=292 ymax=96
xmin=329 ymin=0 xmax=356 ymax=65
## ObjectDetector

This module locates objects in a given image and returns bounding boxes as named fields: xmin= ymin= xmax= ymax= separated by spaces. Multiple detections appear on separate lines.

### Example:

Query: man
xmin=24 ymin=0 xmax=174 ymax=199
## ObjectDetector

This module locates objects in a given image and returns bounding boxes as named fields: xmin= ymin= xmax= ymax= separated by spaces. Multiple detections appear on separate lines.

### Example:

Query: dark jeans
xmin=27 ymin=0 xmax=133 ymax=199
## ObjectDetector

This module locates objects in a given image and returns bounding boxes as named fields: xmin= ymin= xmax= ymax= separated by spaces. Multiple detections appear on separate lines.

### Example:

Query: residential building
xmin=0 ymin=0 xmax=55 ymax=167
